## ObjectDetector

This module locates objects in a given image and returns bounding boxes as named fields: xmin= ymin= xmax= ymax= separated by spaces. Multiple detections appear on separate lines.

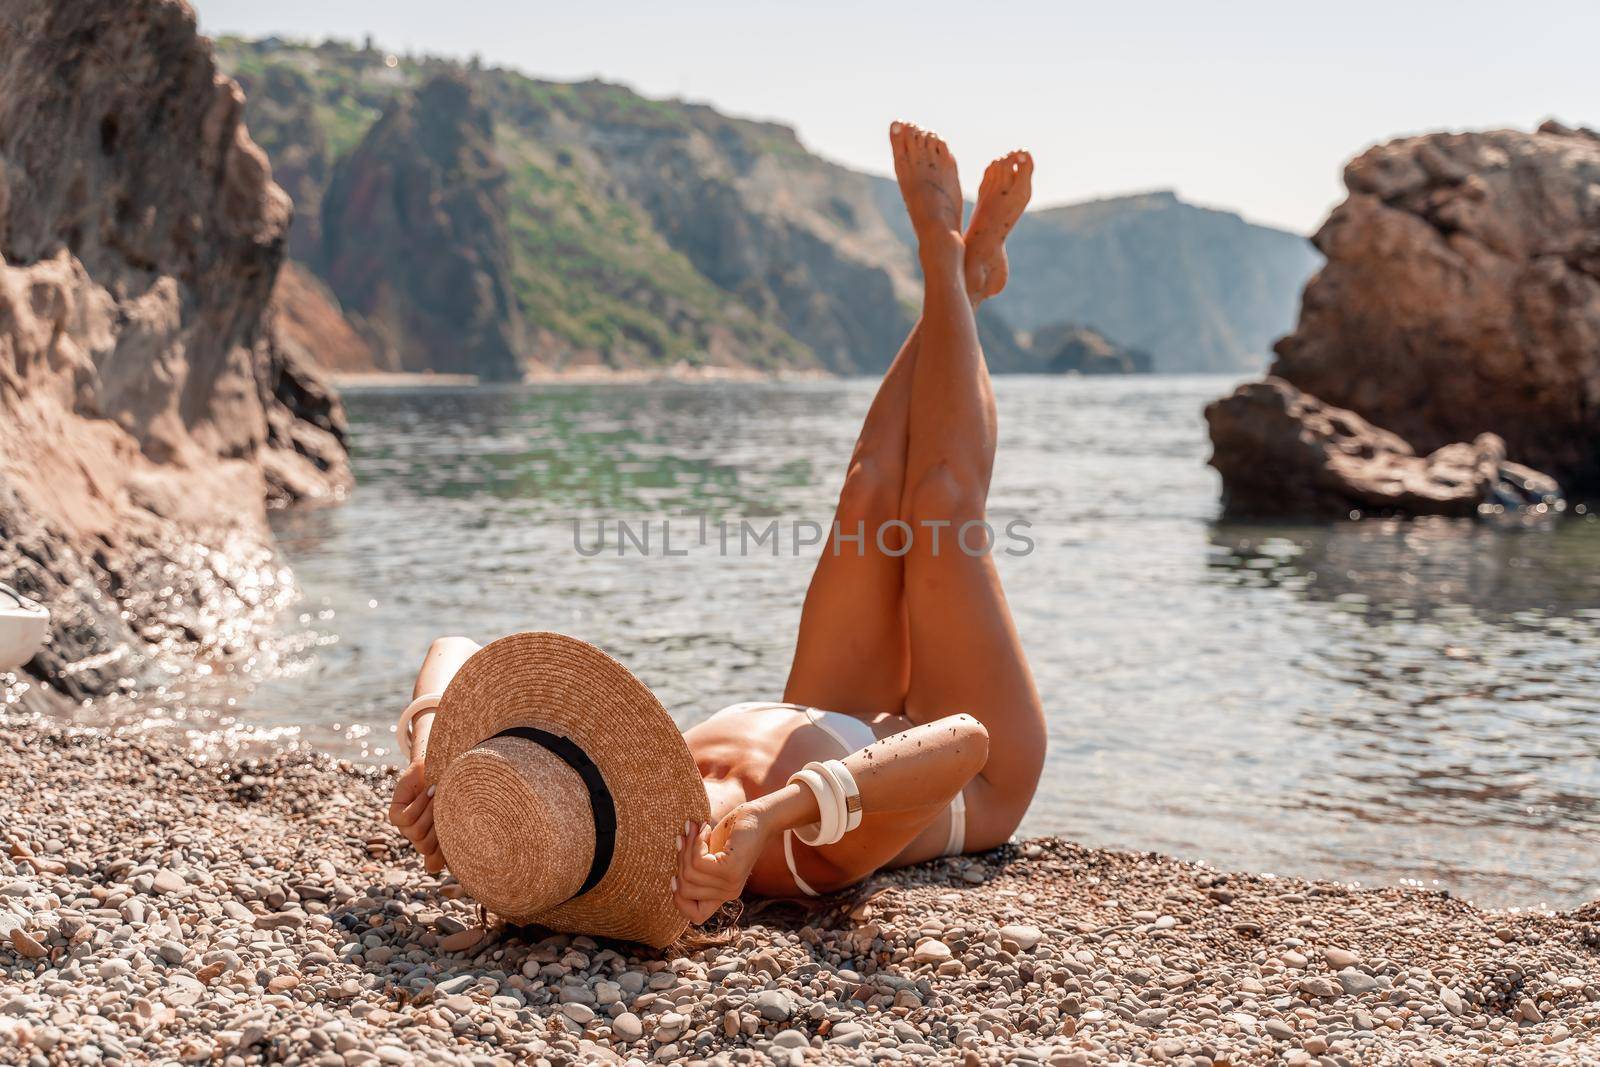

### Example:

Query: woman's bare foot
xmin=963 ymin=150 xmax=1033 ymax=304
xmin=889 ymin=121 xmax=964 ymax=270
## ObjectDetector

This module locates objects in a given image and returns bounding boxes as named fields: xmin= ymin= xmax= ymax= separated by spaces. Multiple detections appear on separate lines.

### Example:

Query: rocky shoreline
xmin=1 ymin=705 xmax=1595 ymax=1066
xmin=1207 ymin=121 xmax=1600 ymax=518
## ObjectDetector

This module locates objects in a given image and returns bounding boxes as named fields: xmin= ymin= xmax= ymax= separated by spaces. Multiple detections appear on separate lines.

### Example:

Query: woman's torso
xmin=684 ymin=701 xmax=904 ymax=811
xmin=683 ymin=701 xmax=909 ymax=894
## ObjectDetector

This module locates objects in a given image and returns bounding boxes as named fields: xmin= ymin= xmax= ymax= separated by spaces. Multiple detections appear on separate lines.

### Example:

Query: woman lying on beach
xmin=388 ymin=123 xmax=1046 ymax=944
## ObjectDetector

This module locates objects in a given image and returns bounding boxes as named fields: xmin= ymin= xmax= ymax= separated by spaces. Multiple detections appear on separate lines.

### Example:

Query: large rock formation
xmin=983 ymin=320 xmax=1151 ymax=375
xmin=229 ymin=61 xmax=331 ymax=262
xmin=316 ymin=75 xmax=527 ymax=379
xmin=268 ymin=262 xmax=381 ymax=375
xmin=1209 ymin=123 xmax=1599 ymax=515
xmin=0 ymin=0 xmax=349 ymax=702
xmin=1030 ymin=323 xmax=1152 ymax=375
xmin=1268 ymin=123 xmax=1600 ymax=492
xmin=1206 ymin=379 xmax=1561 ymax=518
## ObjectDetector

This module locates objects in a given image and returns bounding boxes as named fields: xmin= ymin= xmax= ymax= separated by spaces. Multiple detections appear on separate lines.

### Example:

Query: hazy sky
xmin=195 ymin=0 xmax=1598 ymax=233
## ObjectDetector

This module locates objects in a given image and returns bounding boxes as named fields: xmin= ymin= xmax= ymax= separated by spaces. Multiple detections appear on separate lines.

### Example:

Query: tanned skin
xmin=390 ymin=124 xmax=1046 ymax=922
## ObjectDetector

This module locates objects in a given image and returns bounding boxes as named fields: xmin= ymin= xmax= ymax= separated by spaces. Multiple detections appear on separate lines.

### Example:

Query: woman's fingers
xmin=396 ymin=793 xmax=431 ymax=838
xmin=677 ymin=865 xmax=732 ymax=900
xmin=707 ymin=811 xmax=737 ymax=853
xmin=676 ymin=821 xmax=707 ymax=881
xmin=410 ymin=803 xmax=435 ymax=841
xmin=672 ymin=822 xmax=738 ymax=921
xmin=672 ymin=889 xmax=720 ymax=924
xmin=388 ymin=763 xmax=425 ymax=825
xmin=685 ymin=825 xmax=745 ymax=888
xmin=689 ymin=846 xmax=747 ymax=885
xmin=688 ymin=843 xmax=731 ymax=876
xmin=681 ymin=868 xmax=737 ymax=902
xmin=385 ymin=761 xmax=444 ymax=873
xmin=392 ymin=786 xmax=432 ymax=833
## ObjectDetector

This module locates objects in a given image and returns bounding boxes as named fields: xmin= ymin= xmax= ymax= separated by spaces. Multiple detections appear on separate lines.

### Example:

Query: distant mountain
xmin=217 ymin=37 xmax=1318 ymax=378
xmin=993 ymin=192 xmax=1322 ymax=373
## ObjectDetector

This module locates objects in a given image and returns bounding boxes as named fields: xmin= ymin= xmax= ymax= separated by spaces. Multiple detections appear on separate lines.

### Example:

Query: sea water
xmin=231 ymin=376 xmax=1600 ymax=908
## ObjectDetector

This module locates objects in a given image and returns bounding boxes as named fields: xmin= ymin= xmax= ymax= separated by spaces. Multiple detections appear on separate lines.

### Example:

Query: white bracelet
xmin=788 ymin=759 xmax=863 ymax=846
xmin=818 ymin=759 xmax=863 ymax=834
xmin=788 ymin=767 xmax=842 ymax=846
xmin=397 ymin=692 xmax=443 ymax=763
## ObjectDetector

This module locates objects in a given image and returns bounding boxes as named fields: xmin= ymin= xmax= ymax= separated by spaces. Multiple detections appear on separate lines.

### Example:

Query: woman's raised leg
xmin=894 ymin=130 xmax=1046 ymax=851
xmin=781 ymin=323 xmax=918 ymax=717
xmin=781 ymin=127 xmax=1027 ymax=720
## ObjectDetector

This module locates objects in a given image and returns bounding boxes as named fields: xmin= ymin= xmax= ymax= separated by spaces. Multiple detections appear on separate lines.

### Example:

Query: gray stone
xmin=1264 ymin=1018 xmax=1296 ymax=1041
xmin=1337 ymin=968 xmax=1379 ymax=995
xmin=611 ymin=1012 xmax=643 ymax=1041
xmin=435 ymin=975 xmax=475 ymax=996
xmin=1298 ymin=977 xmax=1341 ymax=999
xmin=1324 ymin=948 xmax=1361 ymax=969
xmin=753 ymin=990 xmax=796 ymax=1022
xmin=772 ymin=1029 xmax=808 ymax=1049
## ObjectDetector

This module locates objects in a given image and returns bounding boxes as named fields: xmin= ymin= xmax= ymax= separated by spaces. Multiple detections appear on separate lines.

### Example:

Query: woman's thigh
xmin=902 ymin=469 xmax=1046 ymax=849
xmin=783 ymin=385 xmax=917 ymax=716
xmin=782 ymin=491 xmax=908 ymax=716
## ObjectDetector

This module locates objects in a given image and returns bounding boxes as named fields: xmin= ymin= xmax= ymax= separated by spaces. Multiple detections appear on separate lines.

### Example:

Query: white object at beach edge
xmin=0 ymin=583 xmax=49 ymax=671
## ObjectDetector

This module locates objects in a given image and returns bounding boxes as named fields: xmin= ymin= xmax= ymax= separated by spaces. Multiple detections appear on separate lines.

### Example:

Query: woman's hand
xmin=388 ymin=761 xmax=447 ymax=874
xmin=673 ymin=805 xmax=768 ymax=922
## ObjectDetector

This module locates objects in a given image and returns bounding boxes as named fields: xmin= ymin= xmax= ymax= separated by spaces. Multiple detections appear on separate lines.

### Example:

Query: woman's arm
xmin=674 ymin=713 xmax=988 ymax=920
xmin=387 ymin=636 xmax=480 ymax=873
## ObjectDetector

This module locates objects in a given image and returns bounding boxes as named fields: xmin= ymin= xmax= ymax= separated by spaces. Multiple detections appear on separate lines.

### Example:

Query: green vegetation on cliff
xmin=219 ymin=37 xmax=897 ymax=376
xmin=217 ymin=36 xmax=1317 ymax=377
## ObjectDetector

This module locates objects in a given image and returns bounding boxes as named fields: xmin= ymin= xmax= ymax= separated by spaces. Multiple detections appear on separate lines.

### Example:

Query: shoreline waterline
xmin=247 ymin=376 xmax=1599 ymax=910
xmin=18 ymin=375 xmax=1590 ymax=910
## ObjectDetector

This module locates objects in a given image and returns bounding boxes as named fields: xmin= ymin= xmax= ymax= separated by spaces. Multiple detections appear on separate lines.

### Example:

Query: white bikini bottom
xmin=706 ymin=701 xmax=968 ymax=896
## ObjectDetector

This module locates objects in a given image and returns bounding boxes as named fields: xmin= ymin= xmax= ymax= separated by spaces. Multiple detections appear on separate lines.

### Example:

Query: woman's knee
xmin=835 ymin=456 xmax=900 ymax=526
xmin=906 ymin=463 xmax=984 ymax=531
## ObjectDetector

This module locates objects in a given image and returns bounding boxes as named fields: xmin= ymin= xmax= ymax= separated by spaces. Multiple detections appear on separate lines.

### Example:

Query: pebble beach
xmin=2 ymin=708 xmax=1597 ymax=1066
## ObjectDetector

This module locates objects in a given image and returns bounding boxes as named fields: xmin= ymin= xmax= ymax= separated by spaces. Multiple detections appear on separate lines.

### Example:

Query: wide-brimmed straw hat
xmin=424 ymin=632 xmax=709 ymax=947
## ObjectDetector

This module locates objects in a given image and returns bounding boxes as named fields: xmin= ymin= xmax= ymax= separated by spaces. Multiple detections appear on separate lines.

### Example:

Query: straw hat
xmin=424 ymin=632 xmax=709 ymax=948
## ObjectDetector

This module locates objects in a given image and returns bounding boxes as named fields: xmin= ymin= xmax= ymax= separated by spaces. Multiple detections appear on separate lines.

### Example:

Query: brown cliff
xmin=1269 ymin=123 xmax=1600 ymax=492
xmin=1209 ymin=123 xmax=1597 ymax=515
xmin=316 ymin=75 xmax=528 ymax=380
xmin=0 ymin=0 xmax=349 ymax=701
xmin=269 ymin=262 xmax=382 ymax=375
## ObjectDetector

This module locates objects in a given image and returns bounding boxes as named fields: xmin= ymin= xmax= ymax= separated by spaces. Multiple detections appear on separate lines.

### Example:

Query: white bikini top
xmin=706 ymin=701 xmax=968 ymax=895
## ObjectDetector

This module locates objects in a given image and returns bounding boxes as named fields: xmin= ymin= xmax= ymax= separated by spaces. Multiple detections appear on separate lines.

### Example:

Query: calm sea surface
xmin=238 ymin=376 xmax=1598 ymax=909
